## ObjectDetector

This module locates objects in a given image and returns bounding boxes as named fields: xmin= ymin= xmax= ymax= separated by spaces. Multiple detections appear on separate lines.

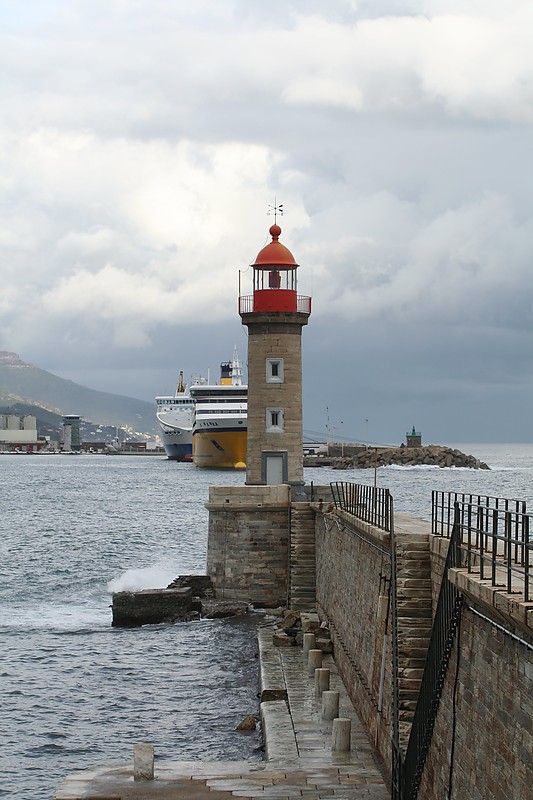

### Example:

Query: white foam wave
xmin=107 ymin=565 xmax=179 ymax=593
xmin=382 ymin=464 xmax=468 ymax=471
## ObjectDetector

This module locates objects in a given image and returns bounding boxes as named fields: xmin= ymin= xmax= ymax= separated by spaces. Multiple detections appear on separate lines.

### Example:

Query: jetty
xmin=331 ymin=444 xmax=490 ymax=470
xmin=55 ymin=622 xmax=388 ymax=799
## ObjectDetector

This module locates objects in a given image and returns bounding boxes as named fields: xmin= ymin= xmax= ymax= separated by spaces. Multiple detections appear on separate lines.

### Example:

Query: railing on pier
xmin=432 ymin=491 xmax=532 ymax=603
xmin=330 ymin=482 xmax=393 ymax=532
xmin=402 ymin=503 xmax=463 ymax=800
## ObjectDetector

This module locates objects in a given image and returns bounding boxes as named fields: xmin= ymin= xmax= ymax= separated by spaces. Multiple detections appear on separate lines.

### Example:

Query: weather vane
xmin=267 ymin=199 xmax=284 ymax=224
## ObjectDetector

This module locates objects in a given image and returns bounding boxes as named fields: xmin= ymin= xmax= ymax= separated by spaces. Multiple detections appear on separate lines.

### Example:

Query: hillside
xmin=0 ymin=351 xmax=158 ymax=436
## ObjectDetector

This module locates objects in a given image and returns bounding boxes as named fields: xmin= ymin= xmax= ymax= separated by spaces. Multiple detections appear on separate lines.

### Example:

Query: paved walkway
xmin=54 ymin=624 xmax=389 ymax=800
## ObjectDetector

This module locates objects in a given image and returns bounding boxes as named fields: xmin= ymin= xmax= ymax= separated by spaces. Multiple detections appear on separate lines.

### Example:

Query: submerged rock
xmin=235 ymin=714 xmax=257 ymax=731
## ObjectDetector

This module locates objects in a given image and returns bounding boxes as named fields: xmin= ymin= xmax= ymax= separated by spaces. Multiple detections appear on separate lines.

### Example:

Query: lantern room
xmin=251 ymin=224 xmax=299 ymax=312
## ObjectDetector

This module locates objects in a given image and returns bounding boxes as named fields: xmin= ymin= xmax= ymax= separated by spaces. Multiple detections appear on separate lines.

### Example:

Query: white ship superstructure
xmin=155 ymin=371 xmax=194 ymax=461
xmin=190 ymin=349 xmax=247 ymax=469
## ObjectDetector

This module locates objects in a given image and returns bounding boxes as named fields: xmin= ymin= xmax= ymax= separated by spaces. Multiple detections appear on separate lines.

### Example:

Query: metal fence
xmin=432 ymin=491 xmax=532 ymax=603
xmin=237 ymin=294 xmax=312 ymax=314
xmin=330 ymin=482 xmax=393 ymax=532
xmin=402 ymin=504 xmax=463 ymax=800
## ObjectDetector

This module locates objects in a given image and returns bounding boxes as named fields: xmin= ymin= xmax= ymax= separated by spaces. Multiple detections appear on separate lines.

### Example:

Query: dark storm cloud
xmin=1 ymin=1 xmax=532 ymax=441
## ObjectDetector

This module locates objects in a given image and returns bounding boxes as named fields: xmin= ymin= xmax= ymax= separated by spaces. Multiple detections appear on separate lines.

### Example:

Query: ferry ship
xmin=155 ymin=371 xmax=194 ymax=461
xmin=190 ymin=350 xmax=247 ymax=469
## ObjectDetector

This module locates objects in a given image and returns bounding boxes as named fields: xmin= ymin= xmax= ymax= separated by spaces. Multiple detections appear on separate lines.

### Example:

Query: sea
xmin=1 ymin=444 xmax=532 ymax=799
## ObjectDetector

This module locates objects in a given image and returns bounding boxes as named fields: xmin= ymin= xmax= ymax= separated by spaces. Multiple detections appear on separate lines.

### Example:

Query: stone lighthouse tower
xmin=206 ymin=223 xmax=315 ymax=608
xmin=239 ymin=223 xmax=311 ymax=488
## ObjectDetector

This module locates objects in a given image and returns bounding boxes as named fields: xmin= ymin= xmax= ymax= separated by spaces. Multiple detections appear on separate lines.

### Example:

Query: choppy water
xmin=1 ymin=445 xmax=532 ymax=798
xmin=0 ymin=456 xmax=255 ymax=800
xmin=311 ymin=443 xmax=533 ymax=519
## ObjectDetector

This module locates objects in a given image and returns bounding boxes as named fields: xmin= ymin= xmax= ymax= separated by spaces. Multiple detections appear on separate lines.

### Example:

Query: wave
xmin=106 ymin=564 xmax=179 ymax=593
xmin=382 ymin=464 xmax=476 ymax=472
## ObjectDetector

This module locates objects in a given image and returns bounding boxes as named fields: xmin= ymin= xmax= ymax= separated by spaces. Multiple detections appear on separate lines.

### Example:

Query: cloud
xmin=304 ymin=191 xmax=533 ymax=329
xmin=280 ymin=9 xmax=533 ymax=123
xmin=1 ymin=1 xmax=532 ymax=442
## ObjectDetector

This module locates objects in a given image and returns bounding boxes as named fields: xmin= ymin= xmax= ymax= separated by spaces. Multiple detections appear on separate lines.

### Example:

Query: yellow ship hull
xmin=192 ymin=429 xmax=247 ymax=469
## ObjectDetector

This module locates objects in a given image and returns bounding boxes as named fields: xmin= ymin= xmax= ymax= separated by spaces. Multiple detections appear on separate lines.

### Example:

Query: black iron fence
xmin=330 ymin=482 xmax=393 ymax=532
xmin=402 ymin=504 xmax=463 ymax=800
xmin=432 ymin=491 xmax=532 ymax=603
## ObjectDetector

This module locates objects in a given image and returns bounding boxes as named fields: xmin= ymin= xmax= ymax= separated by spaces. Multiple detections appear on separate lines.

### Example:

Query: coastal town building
xmin=62 ymin=414 xmax=81 ymax=451
xmin=0 ymin=413 xmax=46 ymax=451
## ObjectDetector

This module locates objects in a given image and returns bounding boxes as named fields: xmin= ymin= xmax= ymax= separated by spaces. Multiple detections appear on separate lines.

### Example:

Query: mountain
xmin=0 ymin=351 xmax=158 ymax=437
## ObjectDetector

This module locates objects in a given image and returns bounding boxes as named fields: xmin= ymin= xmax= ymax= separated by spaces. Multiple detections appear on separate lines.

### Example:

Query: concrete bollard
xmin=322 ymin=690 xmax=340 ymax=720
xmin=134 ymin=743 xmax=154 ymax=781
xmin=314 ymin=667 xmax=330 ymax=698
xmin=307 ymin=648 xmax=322 ymax=676
xmin=302 ymin=632 xmax=316 ymax=659
xmin=332 ymin=718 xmax=351 ymax=752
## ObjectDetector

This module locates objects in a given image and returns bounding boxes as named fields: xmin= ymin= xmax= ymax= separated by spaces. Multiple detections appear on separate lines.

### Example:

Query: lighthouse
xmin=207 ymin=223 xmax=315 ymax=608
xmin=239 ymin=223 xmax=311 ymax=487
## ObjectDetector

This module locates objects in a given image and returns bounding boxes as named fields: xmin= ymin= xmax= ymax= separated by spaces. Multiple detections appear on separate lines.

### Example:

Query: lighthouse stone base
xmin=206 ymin=485 xmax=291 ymax=608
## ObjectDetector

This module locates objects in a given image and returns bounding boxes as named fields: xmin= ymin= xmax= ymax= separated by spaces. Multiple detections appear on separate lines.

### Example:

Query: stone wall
xmin=419 ymin=602 xmax=533 ymax=800
xmin=206 ymin=485 xmax=290 ymax=607
xmin=315 ymin=507 xmax=533 ymax=798
xmin=207 ymin=485 xmax=532 ymax=797
xmin=314 ymin=509 xmax=394 ymax=762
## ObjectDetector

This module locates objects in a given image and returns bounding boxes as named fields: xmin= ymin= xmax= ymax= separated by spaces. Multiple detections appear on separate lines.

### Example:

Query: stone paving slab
xmin=54 ymin=624 xmax=389 ymax=799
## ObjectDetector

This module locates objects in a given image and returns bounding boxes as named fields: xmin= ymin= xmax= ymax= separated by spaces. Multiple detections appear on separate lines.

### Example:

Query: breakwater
xmin=205 ymin=472 xmax=532 ymax=799
xmin=332 ymin=444 xmax=490 ymax=470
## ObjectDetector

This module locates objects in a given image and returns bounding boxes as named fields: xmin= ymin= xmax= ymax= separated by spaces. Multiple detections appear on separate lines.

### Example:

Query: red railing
xmin=238 ymin=294 xmax=311 ymax=314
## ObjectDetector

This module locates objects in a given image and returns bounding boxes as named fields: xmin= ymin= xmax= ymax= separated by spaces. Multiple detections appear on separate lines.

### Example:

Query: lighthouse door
xmin=263 ymin=452 xmax=287 ymax=485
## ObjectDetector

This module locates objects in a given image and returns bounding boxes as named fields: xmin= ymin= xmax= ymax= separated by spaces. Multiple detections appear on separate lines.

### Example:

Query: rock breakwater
xmin=332 ymin=445 xmax=489 ymax=470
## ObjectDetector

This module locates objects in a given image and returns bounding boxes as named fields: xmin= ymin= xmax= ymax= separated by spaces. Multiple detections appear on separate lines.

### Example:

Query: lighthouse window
xmin=266 ymin=358 xmax=284 ymax=384
xmin=266 ymin=407 xmax=284 ymax=432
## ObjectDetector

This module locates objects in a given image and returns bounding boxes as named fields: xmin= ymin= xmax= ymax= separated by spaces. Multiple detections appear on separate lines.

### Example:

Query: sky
xmin=1 ymin=0 xmax=533 ymax=445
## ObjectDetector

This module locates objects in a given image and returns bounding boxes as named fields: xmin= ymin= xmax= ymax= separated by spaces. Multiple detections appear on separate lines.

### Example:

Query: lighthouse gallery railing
xmin=238 ymin=294 xmax=312 ymax=314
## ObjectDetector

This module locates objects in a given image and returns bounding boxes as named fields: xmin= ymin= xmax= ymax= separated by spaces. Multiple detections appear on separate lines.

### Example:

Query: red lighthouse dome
xmin=252 ymin=225 xmax=299 ymax=268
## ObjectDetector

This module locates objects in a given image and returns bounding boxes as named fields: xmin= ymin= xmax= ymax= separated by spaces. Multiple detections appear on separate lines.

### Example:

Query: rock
xmin=315 ymin=635 xmax=333 ymax=654
xmin=166 ymin=575 xmax=215 ymax=597
xmin=273 ymin=629 xmax=296 ymax=647
xmin=277 ymin=611 xmax=301 ymax=631
xmin=200 ymin=600 xmax=250 ymax=618
xmin=235 ymin=714 xmax=257 ymax=731
xmin=332 ymin=445 xmax=491 ymax=471
xmin=262 ymin=606 xmax=285 ymax=617
xmin=300 ymin=612 xmax=320 ymax=632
